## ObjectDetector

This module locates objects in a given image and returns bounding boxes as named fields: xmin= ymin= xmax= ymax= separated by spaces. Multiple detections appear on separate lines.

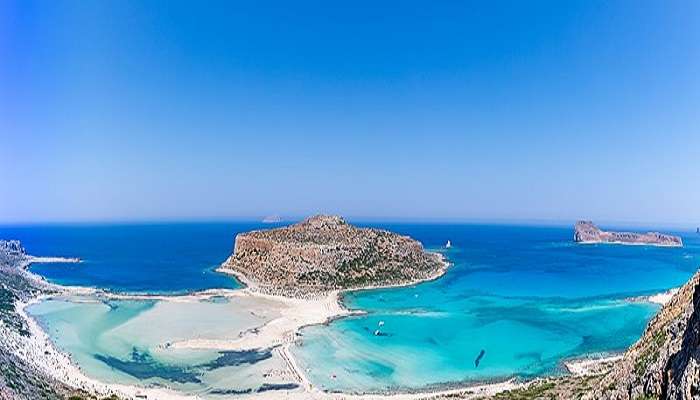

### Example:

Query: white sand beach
xmin=27 ymin=256 xmax=82 ymax=264
xmin=648 ymin=288 xmax=679 ymax=305
xmin=6 ymin=251 xmax=560 ymax=400
xmin=564 ymin=355 xmax=622 ymax=376
xmin=12 ymin=288 xmax=530 ymax=400
xmin=167 ymin=290 xmax=356 ymax=352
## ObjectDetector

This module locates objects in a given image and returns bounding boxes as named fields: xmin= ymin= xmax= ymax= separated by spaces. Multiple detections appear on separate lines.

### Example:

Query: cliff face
xmin=220 ymin=215 xmax=445 ymax=296
xmin=574 ymin=221 xmax=683 ymax=247
xmin=586 ymin=270 xmax=700 ymax=400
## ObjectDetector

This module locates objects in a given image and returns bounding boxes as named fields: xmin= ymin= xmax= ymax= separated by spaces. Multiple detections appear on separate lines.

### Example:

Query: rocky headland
xmin=219 ymin=215 xmax=447 ymax=297
xmin=582 ymin=269 xmax=700 ymax=400
xmin=485 ymin=268 xmax=700 ymax=400
xmin=574 ymin=221 xmax=683 ymax=247
xmin=4 ymin=224 xmax=700 ymax=400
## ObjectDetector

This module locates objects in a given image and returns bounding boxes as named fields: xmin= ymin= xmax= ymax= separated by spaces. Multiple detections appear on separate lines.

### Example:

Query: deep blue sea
xmin=4 ymin=222 xmax=700 ymax=393
xmin=0 ymin=222 xmax=270 ymax=293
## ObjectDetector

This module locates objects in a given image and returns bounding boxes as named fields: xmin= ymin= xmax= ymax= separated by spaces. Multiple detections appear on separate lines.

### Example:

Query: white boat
xmin=445 ymin=240 xmax=452 ymax=248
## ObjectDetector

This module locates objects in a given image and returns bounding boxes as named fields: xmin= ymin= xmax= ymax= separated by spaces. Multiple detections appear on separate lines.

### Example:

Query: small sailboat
xmin=378 ymin=320 xmax=385 ymax=327
xmin=445 ymin=240 xmax=452 ymax=249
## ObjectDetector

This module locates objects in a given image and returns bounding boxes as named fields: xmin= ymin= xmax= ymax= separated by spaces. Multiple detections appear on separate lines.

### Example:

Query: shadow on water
xmin=208 ymin=383 xmax=300 ymax=395
xmin=201 ymin=349 xmax=273 ymax=370
xmin=257 ymin=383 xmax=299 ymax=392
xmin=93 ymin=347 xmax=274 ymax=384
xmin=94 ymin=348 xmax=201 ymax=384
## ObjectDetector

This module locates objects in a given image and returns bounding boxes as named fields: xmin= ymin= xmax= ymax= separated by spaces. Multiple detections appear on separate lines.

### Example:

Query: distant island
xmin=3 ymin=225 xmax=700 ymax=399
xmin=220 ymin=215 xmax=447 ymax=297
xmin=261 ymin=215 xmax=283 ymax=223
xmin=574 ymin=221 xmax=682 ymax=247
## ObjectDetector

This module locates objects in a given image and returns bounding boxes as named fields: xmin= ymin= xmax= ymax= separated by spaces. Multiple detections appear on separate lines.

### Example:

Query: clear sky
xmin=1 ymin=1 xmax=699 ymax=225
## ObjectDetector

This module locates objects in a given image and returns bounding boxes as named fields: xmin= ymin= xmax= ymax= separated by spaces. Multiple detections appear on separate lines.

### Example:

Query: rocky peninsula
xmin=5 ymin=223 xmax=700 ymax=400
xmin=574 ymin=221 xmax=683 ymax=247
xmin=219 ymin=215 xmax=447 ymax=297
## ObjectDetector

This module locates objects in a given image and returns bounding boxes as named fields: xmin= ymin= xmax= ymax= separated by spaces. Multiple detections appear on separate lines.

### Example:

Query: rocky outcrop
xmin=220 ymin=215 xmax=446 ymax=297
xmin=574 ymin=221 xmax=683 ymax=247
xmin=584 ymin=270 xmax=700 ymax=400
xmin=0 ymin=240 xmax=27 ymax=264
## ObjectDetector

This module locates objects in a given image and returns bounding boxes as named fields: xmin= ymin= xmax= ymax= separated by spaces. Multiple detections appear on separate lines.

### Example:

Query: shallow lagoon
xmin=27 ymin=295 xmax=296 ymax=398
xmin=292 ymin=293 xmax=657 ymax=392
xmin=290 ymin=224 xmax=699 ymax=393
xmin=12 ymin=223 xmax=700 ymax=394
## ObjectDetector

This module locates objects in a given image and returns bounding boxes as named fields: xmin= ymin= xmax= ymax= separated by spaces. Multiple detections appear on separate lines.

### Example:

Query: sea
xmin=2 ymin=222 xmax=698 ymax=395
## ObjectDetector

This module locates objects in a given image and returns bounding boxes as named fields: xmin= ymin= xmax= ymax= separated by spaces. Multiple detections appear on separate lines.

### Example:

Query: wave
xmin=646 ymin=288 xmax=679 ymax=305
xmin=623 ymin=288 xmax=679 ymax=306
xmin=550 ymin=302 xmax=626 ymax=313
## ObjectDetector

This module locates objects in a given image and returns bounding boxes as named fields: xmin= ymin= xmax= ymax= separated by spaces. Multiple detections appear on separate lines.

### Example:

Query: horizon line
xmin=1 ymin=215 xmax=697 ymax=231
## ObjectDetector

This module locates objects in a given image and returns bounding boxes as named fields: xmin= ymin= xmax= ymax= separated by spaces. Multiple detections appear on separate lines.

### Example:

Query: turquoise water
xmin=291 ymin=224 xmax=700 ymax=392
xmin=293 ymin=292 xmax=657 ymax=392
xmin=28 ymin=296 xmax=296 ymax=397
xmin=6 ymin=222 xmax=700 ymax=393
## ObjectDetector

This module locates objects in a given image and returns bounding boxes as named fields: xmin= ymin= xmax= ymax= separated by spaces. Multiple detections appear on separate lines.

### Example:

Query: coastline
xmin=625 ymin=288 xmax=679 ymax=306
xmin=10 ymin=250 xmax=528 ymax=399
xmin=12 ymin=297 xmax=197 ymax=400
xmin=575 ymin=240 xmax=683 ymax=248
xmin=27 ymin=255 xmax=82 ymax=264
xmin=10 ymin=250 xmax=651 ymax=400
xmin=563 ymin=354 xmax=623 ymax=376
xmin=4 ymin=256 xmax=195 ymax=400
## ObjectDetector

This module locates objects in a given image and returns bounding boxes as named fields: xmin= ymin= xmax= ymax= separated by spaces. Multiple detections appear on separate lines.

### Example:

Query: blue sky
xmin=1 ymin=1 xmax=699 ymax=225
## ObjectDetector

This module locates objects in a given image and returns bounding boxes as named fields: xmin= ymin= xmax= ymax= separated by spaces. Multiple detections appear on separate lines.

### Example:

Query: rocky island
xmin=574 ymin=221 xmax=683 ymax=247
xmin=220 ymin=215 xmax=447 ymax=297
xmin=4 ymin=225 xmax=700 ymax=400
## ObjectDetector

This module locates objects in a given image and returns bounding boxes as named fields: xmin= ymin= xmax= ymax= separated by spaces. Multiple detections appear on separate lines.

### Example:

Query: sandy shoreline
xmin=9 ymin=251 xmax=637 ymax=400
xmin=27 ymin=255 xmax=82 ymax=263
xmin=625 ymin=288 xmax=679 ymax=306
xmin=647 ymin=288 xmax=679 ymax=305
xmin=12 ymin=251 xmax=527 ymax=399
xmin=575 ymin=240 xmax=682 ymax=248
xmin=564 ymin=355 xmax=623 ymax=376
xmin=13 ymin=291 xmax=528 ymax=400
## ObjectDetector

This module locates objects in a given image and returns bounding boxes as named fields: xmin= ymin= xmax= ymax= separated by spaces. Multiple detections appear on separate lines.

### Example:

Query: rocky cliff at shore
xmin=220 ymin=215 xmax=445 ymax=297
xmin=582 ymin=269 xmax=700 ymax=400
xmin=484 ymin=269 xmax=700 ymax=400
xmin=574 ymin=221 xmax=683 ymax=247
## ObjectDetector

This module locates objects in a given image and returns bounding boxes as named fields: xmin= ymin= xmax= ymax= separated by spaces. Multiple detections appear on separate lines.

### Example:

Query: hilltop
xmin=219 ymin=215 xmax=447 ymax=297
